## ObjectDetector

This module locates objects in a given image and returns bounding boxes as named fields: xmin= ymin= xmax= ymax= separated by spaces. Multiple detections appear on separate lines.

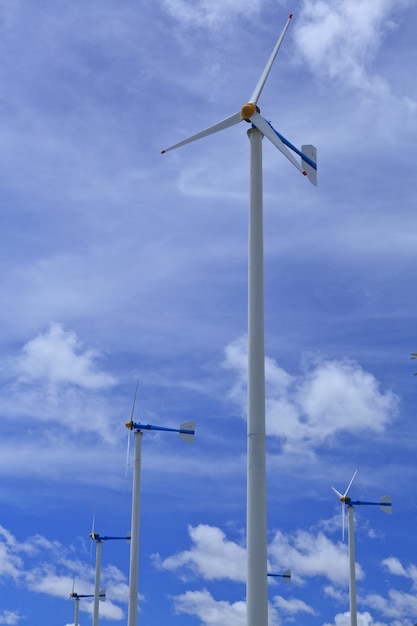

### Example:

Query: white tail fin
xmin=301 ymin=144 xmax=317 ymax=186
xmin=179 ymin=421 xmax=195 ymax=444
xmin=380 ymin=495 xmax=392 ymax=514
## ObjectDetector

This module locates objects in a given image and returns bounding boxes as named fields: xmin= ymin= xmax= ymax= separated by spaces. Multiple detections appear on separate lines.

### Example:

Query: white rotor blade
xmin=344 ymin=469 xmax=358 ymax=498
xmin=125 ymin=428 xmax=131 ymax=477
xmin=249 ymin=112 xmax=305 ymax=174
xmin=129 ymin=379 xmax=139 ymax=422
xmin=89 ymin=512 xmax=96 ymax=562
xmin=161 ymin=112 xmax=242 ymax=154
xmin=249 ymin=13 xmax=293 ymax=105
xmin=125 ymin=379 xmax=138 ymax=476
xmin=331 ymin=486 xmax=343 ymax=499
xmin=342 ymin=503 xmax=346 ymax=543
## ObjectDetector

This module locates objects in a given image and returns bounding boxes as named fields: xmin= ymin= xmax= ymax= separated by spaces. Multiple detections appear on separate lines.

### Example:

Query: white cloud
xmin=269 ymin=529 xmax=360 ymax=586
xmin=223 ymin=337 xmax=398 ymax=453
xmin=382 ymin=556 xmax=408 ymax=577
xmin=323 ymin=611 xmax=388 ymax=626
xmin=154 ymin=522 xmax=362 ymax=588
xmin=153 ymin=524 xmax=246 ymax=582
xmin=170 ymin=587 xmax=316 ymax=626
xmin=0 ymin=324 xmax=121 ymax=440
xmin=272 ymin=594 xmax=317 ymax=616
xmin=0 ymin=612 xmax=20 ymax=625
xmin=162 ymin=0 xmax=261 ymax=28
xmin=294 ymin=0 xmax=410 ymax=90
xmin=0 ymin=526 xmax=23 ymax=581
xmin=365 ymin=588 xmax=417 ymax=620
xmin=0 ymin=525 xmax=126 ymax=621
xmin=14 ymin=323 xmax=115 ymax=389
xmin=171 ymin=589 xmax=246 ymax=626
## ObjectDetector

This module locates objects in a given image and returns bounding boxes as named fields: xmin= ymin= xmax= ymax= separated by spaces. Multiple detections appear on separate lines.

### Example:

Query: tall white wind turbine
xmin=332 ymin=470 xmax=392 ymax=626
xmin=125 ymin=384 xmax=195 ymax=626
xmin=89 ymin=526 xmax=130 ymax=626
xmin=162 ymin=13 xmax=316 ymax=626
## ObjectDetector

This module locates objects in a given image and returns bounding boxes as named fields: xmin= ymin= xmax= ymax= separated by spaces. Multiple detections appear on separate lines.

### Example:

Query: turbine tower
xmin=161 ymin=13 xmax=316 ymax=626
xmin=125 ymin=383 xmax=195 ymax=626
xmin=69 ymin=585 xmax=105 ymax=626
xmin=89 ymin=526 xmax=130 ymax=626
xmin=332 ymin=469 xmax=392 ymax=626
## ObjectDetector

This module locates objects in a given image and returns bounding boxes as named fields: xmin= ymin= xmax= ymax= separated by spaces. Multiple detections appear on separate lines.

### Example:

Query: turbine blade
xmin=129 ymin=379 xmax=139 ymax=422
xmin=331 ymin=486 xmax=343 ymax=499
xmin=161 ymin=112 xmax=242 ymax=154
xmin=342 ymin=503 xmax=346 ymax=543
xmin=249 ymin=112 xmax=305 ymax=174
xmin=344 ymin=469 xmax=359 ymax=498
xmin=125 ymin=380 xmax=138 ymax=475
xmin=125 ymin=428 xmax=131 ymax=477
xmin=249 ymin=13 xmax=293 ymax=105
xmin=89 ymin=511 xmax=96 ymax=562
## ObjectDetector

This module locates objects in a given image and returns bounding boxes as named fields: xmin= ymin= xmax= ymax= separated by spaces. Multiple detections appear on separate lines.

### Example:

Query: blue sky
xmin=0 ymin=0 xmax=416 ymax=624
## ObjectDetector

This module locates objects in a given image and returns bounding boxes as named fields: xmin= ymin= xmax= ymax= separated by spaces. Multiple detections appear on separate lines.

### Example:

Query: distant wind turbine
xmin=89 ymin=521 xmax=130 ymax=626
xmin=332 ymin=470 xmax=392 ymax=626
xmin=125 ymin=383 xmax=195 ymax=626
xmin=69 ymin=581 xmax=105 ymax=626
xmin=267 ymin=569 xmax=291 ymax=583
xmin=162 ymin=12 xmax=316 ymax=626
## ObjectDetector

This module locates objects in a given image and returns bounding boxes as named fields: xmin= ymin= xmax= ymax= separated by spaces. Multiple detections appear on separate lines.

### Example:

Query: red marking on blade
xmin=161 ymin=150 xmax=166 ymax=154
xmin=289 ymin=13 xmax=293 ymax=19
xmin=302 ymin=171 xmax=307 ymax=176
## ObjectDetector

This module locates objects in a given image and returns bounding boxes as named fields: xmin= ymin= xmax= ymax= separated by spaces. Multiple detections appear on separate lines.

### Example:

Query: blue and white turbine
xmin=267 ymin=569 xmax=291 ymax=583
xmin=162 ymin=13 xmax=316 ymax=626
xmin=69 ymin=582 xmax=105 ymax=626
xmin=125 ymin=383 xmax=195 ymax=626
xmin=332 ymin=470 xmax=392 ymax=626
xmin=89 ymin=524 xmax=130 ymax=626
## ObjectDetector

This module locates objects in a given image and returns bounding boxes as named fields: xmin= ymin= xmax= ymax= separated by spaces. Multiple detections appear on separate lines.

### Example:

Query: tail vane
xmin=301 ymin=145 xmax=317 ymax=186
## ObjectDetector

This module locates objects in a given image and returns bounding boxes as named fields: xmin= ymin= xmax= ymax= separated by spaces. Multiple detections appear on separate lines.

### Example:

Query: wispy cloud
xmin=295 ymin=0 xmax=410 ymax=90
xmin=223 ymin=336 xmax=399 ymax=453
xmin=14 ymin=323 xmax=115 ymax=389
xmin=0 ymin=611 xmax=21 ymax=626
xmin=162 ymin=0 xmax=262 ymax=28
xmin=0 ymin=525 xmax=127 ymax=621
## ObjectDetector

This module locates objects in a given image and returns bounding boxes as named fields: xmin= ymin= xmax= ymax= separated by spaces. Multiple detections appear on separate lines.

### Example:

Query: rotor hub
xmin=241 ymin=102 xmax=257 ymax=121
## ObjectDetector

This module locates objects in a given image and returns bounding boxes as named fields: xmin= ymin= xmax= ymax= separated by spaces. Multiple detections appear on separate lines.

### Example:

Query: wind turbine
xmin=161 ymin=13 xmax=316 ymax=626
xmin=267 ymin=569 xmax=291 ymax=583
xmin=89 ymin=524 xmax=130 ymax=626
xmin=69 ymin=582 xmax=105 ymax=626
xmin=332 ymin=470 xmax=392 ymax=626
xmin=125 ymin=384 xmax=195 ymax=626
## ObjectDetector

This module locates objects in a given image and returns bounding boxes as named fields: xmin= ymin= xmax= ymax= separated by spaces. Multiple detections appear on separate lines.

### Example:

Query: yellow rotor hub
xmin=241 ymin=102 xmax=257 ymax=121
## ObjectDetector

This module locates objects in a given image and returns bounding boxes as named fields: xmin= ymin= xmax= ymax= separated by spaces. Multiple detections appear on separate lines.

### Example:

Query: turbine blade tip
xmin=289 ymin=13 xmax=293 ymax=19
xmin=161 ymin=149 xmax=166 ymax=154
